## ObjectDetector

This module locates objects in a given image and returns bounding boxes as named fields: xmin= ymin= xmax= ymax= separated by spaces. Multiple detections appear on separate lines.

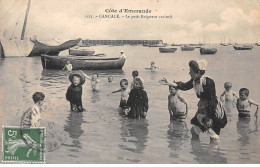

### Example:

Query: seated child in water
xmin=237 ymin=88 xmax=259 ymax=118
xmin=108 ymin=75 xmax=113 ymax=82
xmin=107 ymin=79 xmax=130 ymax=115
xmin=21 ymin=92 xmax=45 ymax=128
xmin=168 ymin=85 xmax=188 ymax=122
xmin=61 ymin=60 xmax=73 ymax=73
xmin=80 ymin=70 xmax=100 ymax=92
xmin=220 ymin=82 xmax=238 ymax=106
xmin=66 ymin=72 xmax=85 ymax=112
xmin=127 ymin=78 xmax=149 ymax=119
xmin=145 ymin=61 xmax=158 ymax=72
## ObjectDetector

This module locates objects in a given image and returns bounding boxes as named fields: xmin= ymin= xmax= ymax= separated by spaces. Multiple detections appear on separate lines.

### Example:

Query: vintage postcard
xmin=0 ymin=0 xmax=259 ymax=164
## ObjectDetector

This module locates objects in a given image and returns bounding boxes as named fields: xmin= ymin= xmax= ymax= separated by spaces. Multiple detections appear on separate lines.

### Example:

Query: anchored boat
xmin=41 ymin=54 xmax=126 ymax=70
xmin=233 ymin=45 xmax=253 ymax=50
xmin=181 ymin=45 xmax=195 ymax=51
xmin=159 ymin=47 xmax=177 ymax=53
xmin=200 ymin=47 xmax=217 ymax=54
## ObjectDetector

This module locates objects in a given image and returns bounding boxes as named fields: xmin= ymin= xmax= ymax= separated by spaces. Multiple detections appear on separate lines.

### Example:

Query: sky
xmin=0 ymin=0 xmax=259 ymax=43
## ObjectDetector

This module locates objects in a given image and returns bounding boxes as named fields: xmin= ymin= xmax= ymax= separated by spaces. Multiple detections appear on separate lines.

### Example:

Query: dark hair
xmin=32 ymin=92 xmax=45 ymax=103
xmin=239 ymin=88 xmax=249 ymax=96
xmin=132 ymin=70 xmax=139 ymax=77
xmin=189 ymin=60 xmax=205 ymax=75
xmin=120 ymin=79 xmax=128 ymax=86
xmin=134 ymin=78 xmax=144 ymax=89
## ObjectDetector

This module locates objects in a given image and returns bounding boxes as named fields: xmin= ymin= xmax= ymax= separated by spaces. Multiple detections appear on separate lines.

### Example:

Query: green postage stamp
xmin=2 ymin=126 xmax=45 ymax=163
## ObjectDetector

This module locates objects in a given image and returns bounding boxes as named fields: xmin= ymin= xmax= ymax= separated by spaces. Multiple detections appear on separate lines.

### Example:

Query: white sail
xmin=0 ymin=38 xmax=33 ymax=57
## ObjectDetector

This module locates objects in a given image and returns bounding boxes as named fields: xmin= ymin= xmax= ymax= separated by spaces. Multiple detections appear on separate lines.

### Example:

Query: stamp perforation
xmin=1 ymin=126 xmax=46 ymax=164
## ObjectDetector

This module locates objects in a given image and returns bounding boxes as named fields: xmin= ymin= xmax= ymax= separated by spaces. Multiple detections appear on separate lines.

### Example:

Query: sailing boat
xmin=227 ymin=39 xmax=232 ymax=45
xmin=222 ymin=36 xmax=229 ymax=46
xmin=200 ymin=35 xmax=217 ymax=54
xmin=0 ymin=0 xmax=80 ymax=58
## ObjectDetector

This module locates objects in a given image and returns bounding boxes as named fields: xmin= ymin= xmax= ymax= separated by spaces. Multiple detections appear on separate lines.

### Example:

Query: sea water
xmin=0 ymin=45 xmax=259 ymax=163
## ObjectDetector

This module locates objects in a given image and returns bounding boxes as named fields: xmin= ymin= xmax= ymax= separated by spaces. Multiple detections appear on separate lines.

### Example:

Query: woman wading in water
xmin=164 ymin=60 xmax=227 ymax=143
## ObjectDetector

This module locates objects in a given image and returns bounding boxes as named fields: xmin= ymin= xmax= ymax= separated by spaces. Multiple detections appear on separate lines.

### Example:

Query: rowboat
xmin=181 ymin=45 xmax=195 ymax=51
xmin=41 ymin=54 xmax=126 ymax=70
xmin=233 ymin=45 xmax=253 ymax=50
xmin=69 ymin=48 xmax=95 ymax=56
xmin=200 ymin=47 xmax=217 ymax=54
xmin=159 ymin=47 xmax=177 ymax=53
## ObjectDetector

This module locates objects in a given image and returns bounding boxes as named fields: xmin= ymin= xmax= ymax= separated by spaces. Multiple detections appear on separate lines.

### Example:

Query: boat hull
xmin=0 ymin=38 xmax=81 ymax=57
xmin=181 ymin=46 xmax=195 ymax=51
xmin=41 ymin=55 xmax=126 ymax=70
xmin=159 ymin=47 xmax=177 ymax=53
xmin=28 ymin=38 xmax=81 ymax=57
xmin=69 ymin=48 xmax=95 ymax=56
xmin=200 ymin=48 xmax=217 ymax=54
xmin=233 ymin=45 xmax=253 ymax=50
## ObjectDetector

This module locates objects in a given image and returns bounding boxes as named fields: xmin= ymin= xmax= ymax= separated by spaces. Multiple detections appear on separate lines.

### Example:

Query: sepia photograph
xmin=0 ymin=0 xmax=259 ymax=164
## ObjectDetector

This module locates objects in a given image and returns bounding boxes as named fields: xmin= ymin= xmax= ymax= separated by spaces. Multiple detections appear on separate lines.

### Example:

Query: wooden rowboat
xmin=200 ymin=48 xmax=217 ymax=54
xmin=181 ymin=45 xmax=195 ymax=51
xmin=41 ymin=54 xmax=126 ymax=70
xmin=159 ymin=47 xmax=177 ymax=53
xmin=69 ymin=48 xmax=95 ymax=56
xmin=233 ymin=45 xmax=253 ymax=50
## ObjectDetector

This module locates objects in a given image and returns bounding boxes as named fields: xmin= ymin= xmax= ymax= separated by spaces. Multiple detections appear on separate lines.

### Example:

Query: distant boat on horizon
xmin=233 ymin=45 xmax=253 ymax=50
xmin=159 ymin=47 xmax=177 ymax=53
xmin=171 ymin=43 xmax=181 ymax=46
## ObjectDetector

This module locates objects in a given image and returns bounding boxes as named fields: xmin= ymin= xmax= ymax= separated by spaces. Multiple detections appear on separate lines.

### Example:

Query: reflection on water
xmin=0 ymin=46 xmax=260 ymax=163
xmin=91 ymin=91 xmax=101 ymax=104
xmin=236 ymin=118 xmax=258 ymax=162
xmin=191 ymin=140 xmax=227 ymax=163
xmin=41 ymin=69 xmax=68 ymax=85
xmin=167 ymin=121 xmax=189 ymax=158
xmin=119 ymin=118 xmax=149 ymax=154
xmin=149 ymin=71 xmax=157 ymax=81
xmin=63 ymin=111 xmax=85 ymax=157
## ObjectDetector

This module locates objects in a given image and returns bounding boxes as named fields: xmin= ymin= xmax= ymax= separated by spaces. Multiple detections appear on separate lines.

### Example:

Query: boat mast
xmin=203 ymin=34 xmax=205 ymax=45
xmin=21 ymin=0 xmax=31 ymax=40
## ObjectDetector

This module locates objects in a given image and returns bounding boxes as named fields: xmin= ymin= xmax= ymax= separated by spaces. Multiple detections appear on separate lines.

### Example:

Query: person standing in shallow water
xmin=164 ymin=59 xmax=227 ymax=143
xmin=66 ymin=71 xmax=85 ymax=112
xmin=126 ymin=78 xmax=149 ymax=119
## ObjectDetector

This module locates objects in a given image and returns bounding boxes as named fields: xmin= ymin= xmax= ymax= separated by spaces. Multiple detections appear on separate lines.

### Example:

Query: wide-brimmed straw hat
xmin=69 ymin=71 xmax=85 ymax=85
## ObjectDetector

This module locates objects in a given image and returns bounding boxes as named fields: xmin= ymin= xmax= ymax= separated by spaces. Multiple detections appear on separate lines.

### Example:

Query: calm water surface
xmin=0 ymin=45 xmax=259 ymax=163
